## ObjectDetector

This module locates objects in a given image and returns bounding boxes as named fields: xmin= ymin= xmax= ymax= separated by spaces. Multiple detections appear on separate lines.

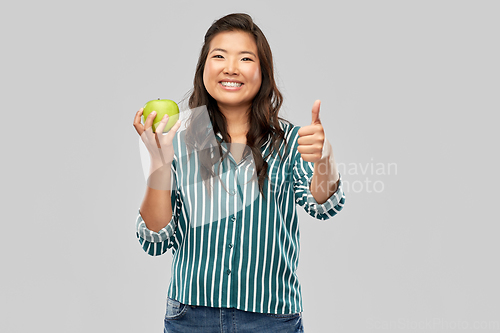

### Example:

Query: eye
xmin=242 ymin=57 xmax=253 ymax=61
xmin=212 ymin=55 xmax=224 ymax=59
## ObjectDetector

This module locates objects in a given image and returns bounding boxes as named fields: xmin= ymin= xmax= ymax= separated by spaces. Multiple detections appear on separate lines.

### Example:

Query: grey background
xmin=1 ymin=0 xmax=498 ymax=332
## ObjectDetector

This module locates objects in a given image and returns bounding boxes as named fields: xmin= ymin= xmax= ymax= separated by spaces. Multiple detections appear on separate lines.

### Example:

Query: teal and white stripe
xmin=136 ymin=120 xmax=345 ymax=314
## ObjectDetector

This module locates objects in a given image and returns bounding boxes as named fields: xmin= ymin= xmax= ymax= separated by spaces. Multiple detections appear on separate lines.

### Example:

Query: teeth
xmin=221 ymin=81 xmax=242 ymax=87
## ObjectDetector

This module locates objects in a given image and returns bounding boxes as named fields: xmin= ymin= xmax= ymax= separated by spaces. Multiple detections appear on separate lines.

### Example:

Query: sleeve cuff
xmin=305 ymin=173 xmax=344 ymax=216
xmin=136 ymin=208 xmax=176 ymax=243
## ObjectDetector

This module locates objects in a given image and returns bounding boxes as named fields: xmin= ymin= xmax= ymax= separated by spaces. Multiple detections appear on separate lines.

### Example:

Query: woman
xmin=133 ymin=13 xmax=345 ymax=333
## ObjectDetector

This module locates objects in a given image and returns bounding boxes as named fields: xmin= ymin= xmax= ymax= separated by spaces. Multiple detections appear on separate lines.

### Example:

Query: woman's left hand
xmin=297 ymin=100 xmax=326 ymax=163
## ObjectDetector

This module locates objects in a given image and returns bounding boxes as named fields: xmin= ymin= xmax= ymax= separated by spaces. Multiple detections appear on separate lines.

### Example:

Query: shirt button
xmin=230 ymin=190 xmax=236 ymax=195
xmin=230 ymin=216 xmax=236 ymax=222
xmin=226 ymin=269 xmax=231 ymax=275
xmin=228 ymin=243 xmax=233 ymax=249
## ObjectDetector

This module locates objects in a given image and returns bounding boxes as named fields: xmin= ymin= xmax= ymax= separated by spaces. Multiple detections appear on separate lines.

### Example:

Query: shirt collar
xmin=214 ymin=130 xmax=271 ymax=148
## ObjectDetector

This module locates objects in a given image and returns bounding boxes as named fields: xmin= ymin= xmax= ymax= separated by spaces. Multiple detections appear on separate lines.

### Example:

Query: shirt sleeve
xmin=292 ymin=129 xmax=346 ymax=220
xmin=135 ymin=156 xmax=182 ymax=256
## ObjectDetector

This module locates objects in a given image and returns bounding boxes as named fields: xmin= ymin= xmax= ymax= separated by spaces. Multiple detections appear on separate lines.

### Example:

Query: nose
xmin=223 ymin=59 xmax=239 ymax=75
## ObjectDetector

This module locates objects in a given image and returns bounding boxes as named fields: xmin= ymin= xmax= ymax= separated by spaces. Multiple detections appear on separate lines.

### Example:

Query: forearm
xmin=310 ymin=140 xmax=339 ymax=204
xmin=140 ymin=160 xmax=174 ymax=232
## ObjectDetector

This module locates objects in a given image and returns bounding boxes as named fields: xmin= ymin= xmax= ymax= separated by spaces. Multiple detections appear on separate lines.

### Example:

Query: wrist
xmin=147 ymin=162 xmax=173 ymax=191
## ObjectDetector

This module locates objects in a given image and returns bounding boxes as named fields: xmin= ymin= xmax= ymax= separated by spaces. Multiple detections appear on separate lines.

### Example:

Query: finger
xmin=297 ymin=144 xmax=321 ymax=154
xmin=165 ymin=119 xmax=182 ymax=142
xmin=311 ymin=100 xmax=321 ymax=125
xmin=154 ymin=114 xmax=170 ymax=134
xmin=144 ymin=110 xmax=158 ymax=133
xmin=300 ymin=153 xmax=321 ymax=163
xmin=297 ymin=135 xmax=316 ymax=145
xmin=156 ymin=118 xmax=181 ymax=150
xmin=297 ymin=124 xmax=316 ymax=137
xmin=156 ymin=133 xmax=165 ymax=148
xmin=133 ymin=108 xmax=145 ymax=135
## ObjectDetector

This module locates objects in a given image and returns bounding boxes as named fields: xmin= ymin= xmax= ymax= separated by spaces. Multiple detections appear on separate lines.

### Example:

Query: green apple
xmin=142 ymin=98 xmax=179 ymax=133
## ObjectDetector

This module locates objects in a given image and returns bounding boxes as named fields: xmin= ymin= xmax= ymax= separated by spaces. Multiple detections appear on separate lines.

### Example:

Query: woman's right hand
xmin=133 ymin=108 xmax=182 ymax=165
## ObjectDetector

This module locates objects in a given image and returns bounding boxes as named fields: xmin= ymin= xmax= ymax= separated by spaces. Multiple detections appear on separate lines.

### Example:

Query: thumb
xmin=311 ymin=100 xmax=321 ymax=125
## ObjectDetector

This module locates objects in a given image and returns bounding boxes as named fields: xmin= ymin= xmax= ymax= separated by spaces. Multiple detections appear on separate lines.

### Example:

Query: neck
xmin=218 ymin=104 xmax=251 ymax=135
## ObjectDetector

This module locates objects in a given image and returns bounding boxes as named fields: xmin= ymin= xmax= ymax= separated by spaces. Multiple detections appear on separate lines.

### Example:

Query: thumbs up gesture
xmin=297 ymin=100 xmax=326 ymax=163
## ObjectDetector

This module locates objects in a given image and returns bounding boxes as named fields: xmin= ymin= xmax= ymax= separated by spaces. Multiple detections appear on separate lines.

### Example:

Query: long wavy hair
xmin=183 ymin=13 xmax=289 ymax=199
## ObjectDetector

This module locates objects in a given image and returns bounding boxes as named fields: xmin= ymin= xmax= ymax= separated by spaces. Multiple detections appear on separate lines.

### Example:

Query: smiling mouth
xmin=220 ymin=81 xmax=243 ymax=87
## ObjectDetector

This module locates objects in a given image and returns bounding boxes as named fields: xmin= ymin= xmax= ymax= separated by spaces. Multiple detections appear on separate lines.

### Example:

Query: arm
xmin=133 ymin=108 xmax=183 ymax=256
xmin=310 ymin=138 xmax=340 ymax=204
xmin=136 ymin=157 xmax=182 ymax=256
xmin=140 ymin=159 xmax=174 ymax=232
xmin=293 ymin=143 xmax=345 ymax=220
xmin=293 ymin=100 xmax=345 ymax=219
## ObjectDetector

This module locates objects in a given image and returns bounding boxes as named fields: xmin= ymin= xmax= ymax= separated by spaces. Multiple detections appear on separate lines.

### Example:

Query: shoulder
xmin=278 ymin=118 xmax=299 ymax=134
xmin=276 ymin=119 xmax=303 ymax=160
xmin=277 ymin=118 xmax=301 ymax=143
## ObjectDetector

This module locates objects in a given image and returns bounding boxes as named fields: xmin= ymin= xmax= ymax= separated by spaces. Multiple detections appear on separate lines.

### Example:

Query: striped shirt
xmin=136 ymin=119 xmax=346 ymax=314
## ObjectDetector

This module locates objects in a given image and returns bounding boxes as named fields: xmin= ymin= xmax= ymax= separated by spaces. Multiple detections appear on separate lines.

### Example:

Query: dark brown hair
xmin=183 ymin=13 xmax=289 ymax=198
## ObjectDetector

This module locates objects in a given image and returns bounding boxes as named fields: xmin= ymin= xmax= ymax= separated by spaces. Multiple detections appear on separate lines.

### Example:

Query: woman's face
xmin=203 ymin=30 xmax=262 ymax=112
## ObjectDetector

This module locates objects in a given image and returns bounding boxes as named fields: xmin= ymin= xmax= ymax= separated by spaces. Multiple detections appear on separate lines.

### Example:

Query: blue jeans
xmin=164 ymin=297 xmax=304 ymax=333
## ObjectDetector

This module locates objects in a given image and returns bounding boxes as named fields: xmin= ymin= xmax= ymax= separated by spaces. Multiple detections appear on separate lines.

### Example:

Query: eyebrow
xmin=209 ymin=48 xmax=257 ymax=57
